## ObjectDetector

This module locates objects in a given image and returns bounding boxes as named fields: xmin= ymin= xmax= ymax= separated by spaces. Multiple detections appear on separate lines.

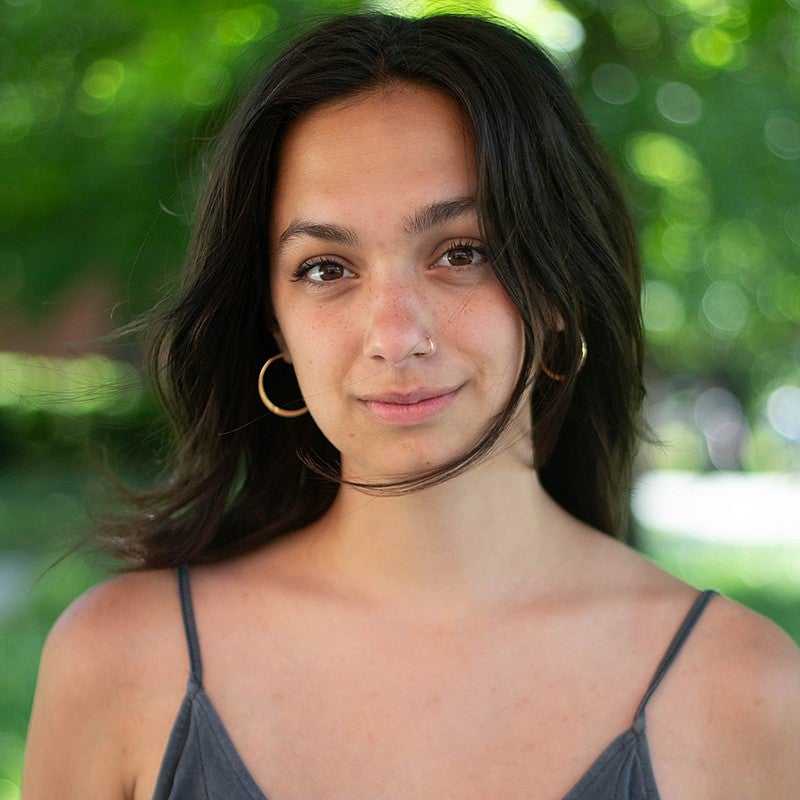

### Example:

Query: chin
xmin=339 ymin=441 xmax=477 ymax=485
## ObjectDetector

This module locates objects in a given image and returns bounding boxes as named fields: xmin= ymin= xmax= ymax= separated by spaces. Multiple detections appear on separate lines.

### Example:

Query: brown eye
xmin=442 ymin=244 xmax=487 ymax=270
xmin=303 ymin=261 xmax=354 ymax=283
xmin=447 ymin=246 xmax=476 ymax=267
xmin=317 ymin=264 xmax=344 ymax=281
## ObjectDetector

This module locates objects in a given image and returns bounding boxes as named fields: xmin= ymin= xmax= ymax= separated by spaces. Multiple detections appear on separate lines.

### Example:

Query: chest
xmin=132 ymin=584 xmax=728 ymax=800
xmin=169 ymin=618 xmax=646 ymax=800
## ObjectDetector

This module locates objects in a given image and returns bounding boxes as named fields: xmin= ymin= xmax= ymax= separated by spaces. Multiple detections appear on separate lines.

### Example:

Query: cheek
xmin=489 ymin=285 xmax=526 ymax=359
xmin=278 ymin=312 xmax=354 ymax=400
xmin=452 ymin=286 xmax=524 ymax=367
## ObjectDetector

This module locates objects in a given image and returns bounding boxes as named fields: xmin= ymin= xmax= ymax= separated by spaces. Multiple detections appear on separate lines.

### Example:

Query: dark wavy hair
xmin=99 ymin=12 xmax=645 ymax=567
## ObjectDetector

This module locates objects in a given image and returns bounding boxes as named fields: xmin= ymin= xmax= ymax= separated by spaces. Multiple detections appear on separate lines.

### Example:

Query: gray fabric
xmin=153 ymin=566 xmax=716 ymax=800
xmin=152 ymin=678 xmax=267 ymax=800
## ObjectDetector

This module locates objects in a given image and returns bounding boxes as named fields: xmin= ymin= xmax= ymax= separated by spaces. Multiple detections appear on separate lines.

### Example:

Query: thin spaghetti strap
xmin=176 ymin=564 xmax=203 ymax=684
xmin=634 ymin=590 xmax=717 ymax=719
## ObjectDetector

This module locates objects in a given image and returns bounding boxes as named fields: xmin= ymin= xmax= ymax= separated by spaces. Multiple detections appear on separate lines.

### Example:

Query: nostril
xmin=361 ymin=284 xmax=434 ymax=364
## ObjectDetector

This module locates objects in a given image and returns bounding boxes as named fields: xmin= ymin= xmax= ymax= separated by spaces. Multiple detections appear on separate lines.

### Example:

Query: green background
xmin=1 ymin=0 xmax=799 ymax=795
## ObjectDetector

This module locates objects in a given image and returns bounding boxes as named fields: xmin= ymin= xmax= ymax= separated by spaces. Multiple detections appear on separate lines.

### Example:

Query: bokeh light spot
xmin=694 ymin=387 xmax=748 ymax=470
xmin=756 ymin=274 xmax=783 ymax=321
xmin=690 ymin=27 xmax=735 ymax=67
xmin=701 ymin=280 xmax=749 ymax=336
xmin=612 ymin=4 xmax=661 ymax=50
xmin=785 ymin=204 xmax=800 ymax=247
xmin=676 ymin=0 xmax=731 ymax=17
xmin=643 ymin=280 xmax=685 ymax=333
xmin=591 ymin=63 xmax=638 ymax=105
xmin=767 ymin=385 xmax=800 ymax=441
xmin=661 ymin=226 xmax=701 ymax=271
xmin=216 ymin=6 xmax=275 ymax=46
xmin=703 ymin=219 xmax=765 ymax=277
xmin=0 ymin=83 xmax=34 ymax=143
xmin=0 ymin=352 xmax=143 ymax=416
xmin=627 ymin=132 xmax=701 ymax=187
xmin=657 ymin=81 xmax=702 ymax=125
xmin=764 ymin=114 xmax=800 ymax=160
xmin=774 ymin=274 xmax=800 ymax=323
xmin=82 ymin=59 xmax=125 ymax=100
xmin=494 ymin=0 xmax=585 ymax=58
xmin=662 ymin=183 xmax=712 ymax=230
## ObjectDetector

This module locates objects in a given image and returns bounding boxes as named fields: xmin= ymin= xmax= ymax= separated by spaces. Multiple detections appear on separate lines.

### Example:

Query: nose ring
xmin=420 ymin=336 xmax=435 ymax=358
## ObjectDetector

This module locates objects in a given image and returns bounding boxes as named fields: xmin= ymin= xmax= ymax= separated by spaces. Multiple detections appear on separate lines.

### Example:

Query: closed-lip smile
xmin=358 ymin=386 xmax=462 ymax=424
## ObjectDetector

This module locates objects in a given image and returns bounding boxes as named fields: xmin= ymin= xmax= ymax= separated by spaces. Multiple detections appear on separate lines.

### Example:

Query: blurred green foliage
xmin=1 ymin=1 xmax=799 ymax=791
xmin=561 ymin=0 xmax=800 ymax=469
xmin=2 ymin=0 xmax=799 ymax=470
xmin=1 ymin=0 xmax=362 ymax=323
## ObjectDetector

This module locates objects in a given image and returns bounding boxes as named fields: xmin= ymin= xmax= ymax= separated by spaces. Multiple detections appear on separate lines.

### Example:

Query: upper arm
xmin=649 ymin=593 xmax=800 ymax=798
xmin=21 ymin=585 xmax=131 ymax=799
xmin=21 ymin=570 xmax=184 ymax=800
xmin=702 ymin=598 xmax=800 ymax=797
xmin=744 ymin=620 xmax=800 ymax=797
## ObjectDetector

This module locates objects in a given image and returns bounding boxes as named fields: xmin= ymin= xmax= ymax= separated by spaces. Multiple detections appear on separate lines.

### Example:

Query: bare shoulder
xmin=702 ymin=594 xmax=800 ymax=740
xmin=702 ymin=591 xmax=800 ymax=669
xmin=41 ymin=568 xmax=183 ymax=689
xmin=581 ymin=533 xmax=800 ymax=795
xmin=651 ymin=590 xmax=800 ymax=797
xmin=23 ymin=569 xmax=185 ymax=799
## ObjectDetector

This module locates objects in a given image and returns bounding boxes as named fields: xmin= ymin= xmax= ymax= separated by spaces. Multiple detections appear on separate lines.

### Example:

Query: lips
xmin=359 ymin=387 xmax=456 ymax=404
xmin=358 ymin=386 xmax=461 ymax=424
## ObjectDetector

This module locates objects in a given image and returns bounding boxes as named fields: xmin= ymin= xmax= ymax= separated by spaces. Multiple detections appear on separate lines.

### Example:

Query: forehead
xmin=270 ymin=84 xmax=477 ymax=236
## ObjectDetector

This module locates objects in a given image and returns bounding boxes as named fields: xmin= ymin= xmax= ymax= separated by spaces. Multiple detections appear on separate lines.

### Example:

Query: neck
xmin=298 ymin=449 xmax=575 ymax=621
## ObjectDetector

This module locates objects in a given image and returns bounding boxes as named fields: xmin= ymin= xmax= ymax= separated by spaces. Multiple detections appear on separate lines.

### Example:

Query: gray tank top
xmin=153 ymin=566 xmax=716 ymax=800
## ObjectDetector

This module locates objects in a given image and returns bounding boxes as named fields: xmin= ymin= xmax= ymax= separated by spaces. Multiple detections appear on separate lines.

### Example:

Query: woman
xmin=23 ymin=12 xmax=800 ymax=799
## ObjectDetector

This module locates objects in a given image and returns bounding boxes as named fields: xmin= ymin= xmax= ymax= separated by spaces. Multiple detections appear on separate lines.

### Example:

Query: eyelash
xmin=290 ymin=257 xmax=346 ymax=283
xmin=437 ymin=240 xmax=488 ymax=269
xmin=289 ymin=239 xmax=489 ymax=284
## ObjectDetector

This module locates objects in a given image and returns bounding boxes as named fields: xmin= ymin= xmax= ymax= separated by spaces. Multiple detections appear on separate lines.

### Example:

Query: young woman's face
xmin=269 ymin=83 xmax=526 ymax=480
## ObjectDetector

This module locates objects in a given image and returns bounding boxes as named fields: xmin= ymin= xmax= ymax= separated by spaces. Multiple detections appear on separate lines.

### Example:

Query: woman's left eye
xmin=435 ymin=242 xmax=488 ymax=270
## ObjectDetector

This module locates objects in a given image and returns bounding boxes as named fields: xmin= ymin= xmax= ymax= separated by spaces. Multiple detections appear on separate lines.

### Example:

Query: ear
xmin=554 ymin=311 xmax=565 ymax=332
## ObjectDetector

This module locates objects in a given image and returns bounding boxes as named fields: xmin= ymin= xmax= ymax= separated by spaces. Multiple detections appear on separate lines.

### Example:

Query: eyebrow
xmin=276 ymin=221 xmax=359 ymax=252
xmin=276 ymin=196 xmax=477 ymax=252
xmin=404 ymin=196 xmax=477 ymax=237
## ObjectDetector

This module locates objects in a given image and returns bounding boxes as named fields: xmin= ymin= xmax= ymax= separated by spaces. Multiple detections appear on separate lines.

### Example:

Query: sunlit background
xmin=1 ymin=0 xmax=799 ymax=794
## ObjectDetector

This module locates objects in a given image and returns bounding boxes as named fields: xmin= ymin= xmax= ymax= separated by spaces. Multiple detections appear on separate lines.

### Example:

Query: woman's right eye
xmin=292 ymin=260 xmax=354 ymax=283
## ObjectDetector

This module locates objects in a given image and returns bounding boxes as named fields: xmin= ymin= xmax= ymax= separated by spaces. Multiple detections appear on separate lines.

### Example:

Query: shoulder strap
xmin=634 ymin=590 xmax=717 ymax=718
xmin=176 ymin=564 xmax=204 ymax=684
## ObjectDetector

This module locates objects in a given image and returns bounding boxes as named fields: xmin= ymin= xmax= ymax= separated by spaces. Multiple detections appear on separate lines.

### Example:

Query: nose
xmin=362 ymin=280 xmax=434 ymax=366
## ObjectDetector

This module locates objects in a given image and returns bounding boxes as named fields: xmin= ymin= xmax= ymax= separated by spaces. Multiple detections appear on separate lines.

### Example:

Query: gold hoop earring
xmin=257 ymin=354 xmax=308 ymax=418
xmin=540 ymin=331 xmax=588 ymax=382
